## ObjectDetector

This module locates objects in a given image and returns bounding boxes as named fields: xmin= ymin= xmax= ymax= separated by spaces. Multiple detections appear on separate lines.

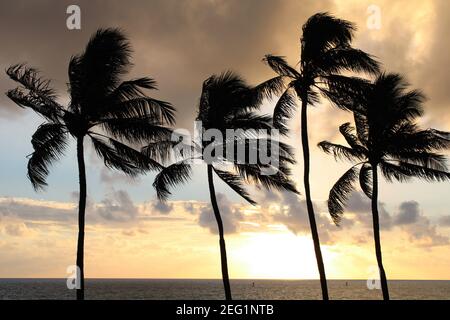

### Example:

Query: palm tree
xmin=262 ymin=12 xmax=380 ymax=299
xmin=5 ymin=29 xmax=174 ymax=300
xmin=151 ymin=71 xmax=297 ymax=300
xmin=318 ymin=73 xmax=450 ymax=300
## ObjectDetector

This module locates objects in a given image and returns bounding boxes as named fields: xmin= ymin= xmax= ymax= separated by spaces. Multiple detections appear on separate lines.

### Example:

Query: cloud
xmin=150 ymin=200 xmax=174 ymax=215
xmin=254 ymin=190 xmax=338 ymax=244
xmin=122 ymin=229 xmax=136 ymax=237
xmin=413 ymin=0 xmax=450 ymax=126
xmin=258 ymin=189 xmax=449 ymax=248
xmin=0 ymin=191 xmax=140 ymax=226
xmin=0 ymin=197 xmax=75 ymax=222
xmin=438 ymin=215 xmax=450 ymax=227
xmin=1 ymin=190 xmax=448 ymax=248
xmin=271 ymin=193 xmax=310 ymax=234
xmin=0 ymin=0 xmax=332 ymax=126
xmin=345 ymin=192 xmax=392 ymax=230
xmin=198 ymin=193 xmax=243 ymax=234
xmin=344 ymin=194 xmax=449 ymax=247
xmin=393 ymin=201 xmax=420 ymax=225
xmin=99 ymin=168 xmax=141 ymax=185
xmin=3 ymin=222 xmax=30 ymax=237
xmin=395 ymin=205 xmax=449 ymax=247
xmin=95 ymin=190 xmax=139 ymax=222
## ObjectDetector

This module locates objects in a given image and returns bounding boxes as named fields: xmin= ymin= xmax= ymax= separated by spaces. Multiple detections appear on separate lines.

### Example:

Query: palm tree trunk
xmin=371 ymin=164 xmax=389 ymax=300
xmin=76 ymin=136 xmax=87 ymax=300
xmin=300 ymin=96 xmax=329 ymax=300
xmin=207 ymin=165 xmax=232 ymax=300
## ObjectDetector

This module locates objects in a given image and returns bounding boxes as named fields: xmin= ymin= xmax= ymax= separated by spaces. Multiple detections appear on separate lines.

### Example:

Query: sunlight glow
xmin=231 ymin=232 xmax=329 ymax=279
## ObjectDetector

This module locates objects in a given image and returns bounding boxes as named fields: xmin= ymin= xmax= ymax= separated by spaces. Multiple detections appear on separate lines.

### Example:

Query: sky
xmin=0 ymin=0 xmax=449 ymax=280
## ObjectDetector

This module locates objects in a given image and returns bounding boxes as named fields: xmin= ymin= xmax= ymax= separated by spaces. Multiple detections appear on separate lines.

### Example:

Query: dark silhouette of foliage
xmin=152 ymin=71 xmax=297 ymax=300
xmin=319 ymin=72 xmax=450 ymax=300
xmin=6 ymin=28 xmax=174 ymax=300
xmin=262 ymin=12 xmax=380 ymax=299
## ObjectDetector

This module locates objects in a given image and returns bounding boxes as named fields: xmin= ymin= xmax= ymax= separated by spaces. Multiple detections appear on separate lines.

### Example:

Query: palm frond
xmin=316 ymin=46 xmax=379 ymax=75
xmin=318 ymin=141 xmax=365 ymax=162
xmin=396 ymin=89 xmax=425 ymax=121
xmin=389 ymin=151 xmax=448 ymax=171
xmin=430 ymin=129 xmax=450 ymax=141
xmin=213 ymin=167 xmax=256 ymax=205
xmin=359 ymin=163 xmax=372 ymax=198
xmin=6 ymin=64 xmax=63 ymax=121
xmin=68 ymin=28 xmax=133 ymax=114
xmin=388 ymin=128 xmax=450 ymax=153
xmin=354 ymin=111 xmax=369 ymax=145
xmin=339 ymin=122 xmax=367 ymax=154
xmin=379 ymin=160 xmax=411 ymax=182
xmin=142 ymin=140 xmax=179 ymax=163
xmin=90 ymin=135 xmax=141 ymax=176
xmin=104 ymin=97 xmax=175 ymax=125
xmin=272 ymin=87 xmax=297 ymax=135
xmin=198 ymin=71 xmax=261 ymax=125
xmin=6 ymin=64 xmax=58 ymax=99
xmin=263 ymin=55 xmax=300 ymax=78
xmin=320 ymin=75 xmax=371 ymax=112
xmin=254 ymin=75 xmax=286 ymax=100
xmin=328 ymin=165 xmax=359 ymax=225
xmin=301 ymin=12 xmax=355 ymax=62
xmin=107 ymin=137 xmax=162 ymax=171
xmin=234 ymin=163 xmax=298 ymax=194
xmin=152 ymin=160 xmax=192 ymax=201
xmin=228 ymin=112 xmax=273 ymax=131
xmin=110 ymin=78 xmax=158 ymax=101
xmin=100 ymin=117 xmax=173 ymax=144
xmin=381 ymin=160 xmax=450 ymax=183
xmin=27 ymin=123 xmax=68 ymax=190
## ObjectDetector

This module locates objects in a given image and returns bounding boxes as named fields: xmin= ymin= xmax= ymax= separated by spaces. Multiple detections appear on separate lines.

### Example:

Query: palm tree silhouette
xmin=262 ymin=12 xmax=380 ymax=299
xmin=318 ymin=73 xmax=450 ymax=300
xmin=152 ymin=71 xmax=297 ymax=300
xmin=5 ymin=29 xmax=174 ymax=300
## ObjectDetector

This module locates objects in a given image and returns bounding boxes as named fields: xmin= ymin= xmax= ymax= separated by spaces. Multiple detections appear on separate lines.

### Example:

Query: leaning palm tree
xmin=262 ymin=12 xmax=380 ymax=299
xmin=151 ymin=71 xmax=297 ymax=300
xmin=5 ymin=29 xmax=174 ymax=300
xmin=318 ymin=73 xmax=450 ymax=300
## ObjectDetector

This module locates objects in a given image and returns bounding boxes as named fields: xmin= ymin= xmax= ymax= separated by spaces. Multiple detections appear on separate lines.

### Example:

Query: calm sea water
xmin=0 ymin=279 xmax=449 ymax=300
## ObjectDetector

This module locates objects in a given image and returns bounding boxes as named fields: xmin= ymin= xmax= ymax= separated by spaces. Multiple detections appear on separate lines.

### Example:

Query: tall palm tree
xmin=262 ymin=12 xmax=380 ymax=299
xmin=151 ymin=71 xmax=297 ymax=300
xmin=5 ymin=29 xmax=174 ymax=300
xmin=318 ymin=73 xmax=450 ymax=300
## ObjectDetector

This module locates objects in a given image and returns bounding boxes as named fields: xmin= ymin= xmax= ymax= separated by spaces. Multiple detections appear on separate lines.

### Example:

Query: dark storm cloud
xmin=0 ymin=0 xmax=332 ymax=125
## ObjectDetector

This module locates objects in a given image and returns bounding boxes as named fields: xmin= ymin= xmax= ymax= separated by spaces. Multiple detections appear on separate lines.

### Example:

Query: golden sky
xmin=0 ymin=0 xmax=449 ymax=280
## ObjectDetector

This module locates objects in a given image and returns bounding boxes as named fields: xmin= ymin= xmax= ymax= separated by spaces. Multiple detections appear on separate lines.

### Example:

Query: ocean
xmin=0 ymin=279 xmax=449 ymax=300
